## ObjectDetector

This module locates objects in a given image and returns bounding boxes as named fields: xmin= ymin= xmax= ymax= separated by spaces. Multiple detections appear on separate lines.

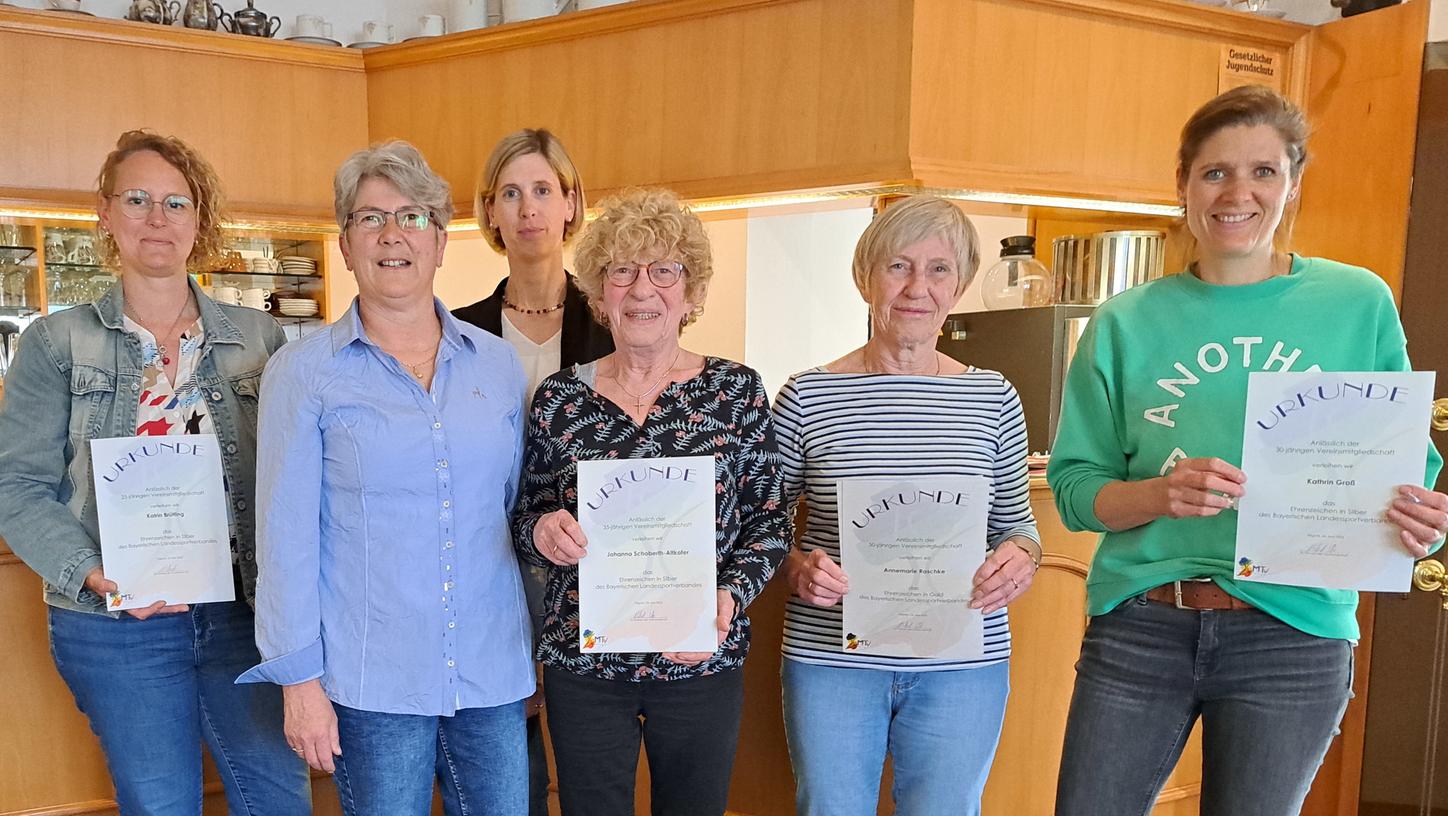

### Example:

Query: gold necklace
xmin=399 ymin=351 xmax=437 ymax=381
xmin=386 ymin=333 xmax=441 ymax=382
xmin=610 ymin=348 xmax=683 ymax=413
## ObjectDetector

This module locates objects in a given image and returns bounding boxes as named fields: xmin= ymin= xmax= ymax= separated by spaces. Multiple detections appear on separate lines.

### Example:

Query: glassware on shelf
xmin=981 ymin=236 xmax=1055 ymax=310
xmin=1 ymin=264 xmax=28 ymax=310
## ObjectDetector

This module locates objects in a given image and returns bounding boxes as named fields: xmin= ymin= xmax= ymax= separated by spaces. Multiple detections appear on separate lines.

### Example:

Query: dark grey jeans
xmin=1055 ymin=594 xmax=1353 ymax=816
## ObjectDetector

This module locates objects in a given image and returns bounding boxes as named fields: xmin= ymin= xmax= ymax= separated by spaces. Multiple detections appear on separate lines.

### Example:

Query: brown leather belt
xmin=1144 ymin=580 xmax=1254 ymax=611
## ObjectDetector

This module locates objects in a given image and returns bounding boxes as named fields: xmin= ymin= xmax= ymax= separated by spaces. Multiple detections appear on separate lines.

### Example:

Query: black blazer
xmin=451 ymin=274 xmax=614 ymax=368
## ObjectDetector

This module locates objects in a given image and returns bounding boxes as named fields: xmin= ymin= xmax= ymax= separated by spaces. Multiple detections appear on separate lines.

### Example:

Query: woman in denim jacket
xmin=0 ymin=130 xmax=310 ymax=816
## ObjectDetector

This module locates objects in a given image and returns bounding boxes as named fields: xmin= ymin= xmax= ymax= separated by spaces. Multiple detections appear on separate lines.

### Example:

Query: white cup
xmin=295 ymin=14 xmax=325 ymax=37
xmin=241 ymin=288 xmax=272 ymax=310
xmin=418 ymin=14 xmax=445 ymax=36
xmin=210 ymin=285 xmax=241 ymax=306
xmin=361 ymin=19 xmax=393 ymax=43
xmin=503 ymin=0 xmax=565 ymax=23
xmin=321 ymin=20 xmax=334 ymax=39
xmin=447 ymin=0 xmax=488 ymax=31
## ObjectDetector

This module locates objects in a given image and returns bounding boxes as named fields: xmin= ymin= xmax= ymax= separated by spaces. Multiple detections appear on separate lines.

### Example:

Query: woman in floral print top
xmin=511 ymin=188 xmax=789 ymax=816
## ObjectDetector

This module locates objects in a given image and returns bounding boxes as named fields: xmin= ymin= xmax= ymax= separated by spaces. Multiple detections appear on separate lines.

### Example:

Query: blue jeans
xmin=1055 ymin=595 xmax=1353 ymax=816
xmin=781 ymin=657 xmax=1010 ymax=816
xmin=436 ymin=709 xmax=549 ymax=816
xmin=48 ymin=602 xmax=310 ymax=816
xmin=332 ymin=700 xmax=526 ymax=816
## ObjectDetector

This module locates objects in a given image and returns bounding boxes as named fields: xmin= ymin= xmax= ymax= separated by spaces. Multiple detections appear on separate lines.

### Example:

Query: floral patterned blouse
xmin=513 ymin=356 xmax=791 ymax=682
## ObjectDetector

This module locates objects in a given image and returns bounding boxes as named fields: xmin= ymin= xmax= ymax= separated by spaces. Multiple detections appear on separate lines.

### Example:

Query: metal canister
xmin=1052 ymin=230 xmax=1165 ymax=304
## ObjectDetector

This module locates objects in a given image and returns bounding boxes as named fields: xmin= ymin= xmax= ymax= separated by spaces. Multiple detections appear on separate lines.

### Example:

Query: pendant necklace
xmin=398 ymin=351 xmax=438 ymax=382
xmin=126 ymin=293 xmax=195 ymax=367
xmin=611 ymin=348 xmax=683 ymax=414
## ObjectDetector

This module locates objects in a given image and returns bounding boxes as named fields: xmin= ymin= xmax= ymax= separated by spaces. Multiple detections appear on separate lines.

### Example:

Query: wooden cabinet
xmin=0 ymin=7 xmax=367 ymax=225
xmin=363 ymin=0 xmax=1311 ymax=219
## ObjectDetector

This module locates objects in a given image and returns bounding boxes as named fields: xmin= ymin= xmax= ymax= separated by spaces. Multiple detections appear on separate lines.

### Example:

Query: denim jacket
xmin=0 ymin=279 xmax=285 ymax=614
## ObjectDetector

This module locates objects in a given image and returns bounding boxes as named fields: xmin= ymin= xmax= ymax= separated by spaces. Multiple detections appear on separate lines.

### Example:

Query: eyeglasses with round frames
xmin=346 ymin=207 xmax=437 ymax=233
xmin=604 ymin=260 xmax=685 ymax=288
xmin=107 ymin=189 xmax=196 ymax=224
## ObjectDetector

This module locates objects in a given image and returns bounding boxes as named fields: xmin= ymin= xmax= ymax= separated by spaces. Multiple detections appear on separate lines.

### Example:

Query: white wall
xmin=1432 ymin=0 xmax=1448 ymax=40
xmin=742 ymin=207 xmax=873 ymax=400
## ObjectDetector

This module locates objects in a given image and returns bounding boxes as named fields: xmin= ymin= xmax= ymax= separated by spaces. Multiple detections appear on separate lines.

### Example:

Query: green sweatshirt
xmin=1047 ymin=256 xmax=1444 ymax=640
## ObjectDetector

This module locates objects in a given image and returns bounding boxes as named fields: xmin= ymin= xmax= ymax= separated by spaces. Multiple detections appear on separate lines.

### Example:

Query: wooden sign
xmin=1219 ymin=45 xmax=1284 ymax=93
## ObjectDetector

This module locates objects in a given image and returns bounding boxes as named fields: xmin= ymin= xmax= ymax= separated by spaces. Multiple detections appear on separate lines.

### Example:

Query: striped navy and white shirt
xmin=771 ymin=367 xmax=1039 ymax=671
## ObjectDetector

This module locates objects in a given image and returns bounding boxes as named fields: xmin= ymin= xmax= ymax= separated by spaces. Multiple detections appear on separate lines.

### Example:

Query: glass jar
xmin=981 ymin=236 xmax=1054 ymax=310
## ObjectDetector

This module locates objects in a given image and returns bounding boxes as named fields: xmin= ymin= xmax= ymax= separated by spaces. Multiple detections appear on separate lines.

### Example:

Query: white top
xmin=771 ymin=367 xmax=1039 ymax=671
xmin=501 ymin=312 xmax=562 ymax=405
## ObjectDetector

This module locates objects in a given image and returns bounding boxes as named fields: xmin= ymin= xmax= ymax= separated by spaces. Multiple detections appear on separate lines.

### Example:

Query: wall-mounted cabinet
xmin=0 ymin=221 xmax=333 ymax=339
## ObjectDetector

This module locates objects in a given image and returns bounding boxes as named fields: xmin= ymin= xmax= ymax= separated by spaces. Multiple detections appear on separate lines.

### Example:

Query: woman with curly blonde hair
xmin=0 ymin=130 xmax=309 ymax=814
xmin=512 ymin=188 xmax=790 ymax=816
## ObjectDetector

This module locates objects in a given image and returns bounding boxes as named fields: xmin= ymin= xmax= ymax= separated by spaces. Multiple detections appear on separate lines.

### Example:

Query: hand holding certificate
xmin=1235 ymin=371 xmax=1436 ymax=591
xmin=90 ymin=434 xmax=235 ymax=610
xmin=838 ymin=477 xmax=989 ymax=660
xmin=576 ymin=456 xmax=718 ymax=654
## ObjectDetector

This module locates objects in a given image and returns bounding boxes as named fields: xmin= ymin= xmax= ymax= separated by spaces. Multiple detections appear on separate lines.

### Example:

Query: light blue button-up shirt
xmin=237 ymin=299 xmax=534 ymax=716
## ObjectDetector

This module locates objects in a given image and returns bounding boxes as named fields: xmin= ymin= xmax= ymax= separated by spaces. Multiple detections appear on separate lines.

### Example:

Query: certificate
xmin=90 ymin=435 xmax=235 ymax=610
xmin=1236 ymin=371 xmax=1436 ymax=592
xmin=838 ymin=477 xmax=989 ymax=660
xmin=576 ymin=456 xmax=717 ymax=653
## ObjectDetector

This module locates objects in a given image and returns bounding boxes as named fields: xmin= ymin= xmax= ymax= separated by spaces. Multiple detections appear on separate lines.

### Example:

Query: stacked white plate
xmin=278 ymin=256 xmax=318 ymax=276
xmin=277 ymin=297 xmax=320 ymax=318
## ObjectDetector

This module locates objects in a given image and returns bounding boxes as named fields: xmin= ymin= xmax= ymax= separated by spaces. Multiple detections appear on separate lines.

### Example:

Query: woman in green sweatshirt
xmin=1048 ymin=85 xmax=1447 ymax=816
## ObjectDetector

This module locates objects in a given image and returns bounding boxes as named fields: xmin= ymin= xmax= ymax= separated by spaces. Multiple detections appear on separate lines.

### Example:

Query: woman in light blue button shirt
xmin=239 ymin=141 xmax=534 ymax=815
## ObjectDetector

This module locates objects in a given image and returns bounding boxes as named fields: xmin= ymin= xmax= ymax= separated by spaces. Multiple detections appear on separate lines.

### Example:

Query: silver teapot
xmin=182 ymin=0 xmax=220 ymax=30
xmin=218 ymin=0 xmax=280 ymax=37
xmin=125 ymin=0 xmax=180 ymax=25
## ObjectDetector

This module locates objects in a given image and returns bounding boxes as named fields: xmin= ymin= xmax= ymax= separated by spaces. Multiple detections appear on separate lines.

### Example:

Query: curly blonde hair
xmin=95 ymin=130 xmax=227 ymax=273
xmin=573 ymin=188 xmax=712 ymax=330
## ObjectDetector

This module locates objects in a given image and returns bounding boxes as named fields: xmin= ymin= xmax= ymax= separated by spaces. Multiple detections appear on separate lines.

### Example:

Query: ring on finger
xmin=807 ymin=580 xmax=814 ymax=591
xmin=1010 ymin=577 xmax=1019 ymax=590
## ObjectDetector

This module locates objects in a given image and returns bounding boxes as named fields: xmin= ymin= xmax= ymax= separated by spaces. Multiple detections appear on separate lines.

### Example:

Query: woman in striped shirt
xmin=772 ymin=195 xmax=1041 ymax=816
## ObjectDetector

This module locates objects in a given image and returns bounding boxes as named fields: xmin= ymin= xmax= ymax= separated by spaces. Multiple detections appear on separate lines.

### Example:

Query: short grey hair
xmin=333 ymin=140 xmax=455 ymax=230
xmin=852 ymin=195 xmax=980 ymax=300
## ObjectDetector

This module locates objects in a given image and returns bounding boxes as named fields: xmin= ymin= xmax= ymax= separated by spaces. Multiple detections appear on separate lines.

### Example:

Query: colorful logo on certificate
xmin=1236 ymin=557 xmax=1255 ymax=578
xmin=582 ymin=629 xmax=607 ymax=650
xmin=845 ymin=632 xmax=864 ymax=650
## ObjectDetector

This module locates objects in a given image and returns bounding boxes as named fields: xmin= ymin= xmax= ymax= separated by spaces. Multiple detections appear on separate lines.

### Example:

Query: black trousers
xmin=543 ymin=666 xmax=745 ymax=816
